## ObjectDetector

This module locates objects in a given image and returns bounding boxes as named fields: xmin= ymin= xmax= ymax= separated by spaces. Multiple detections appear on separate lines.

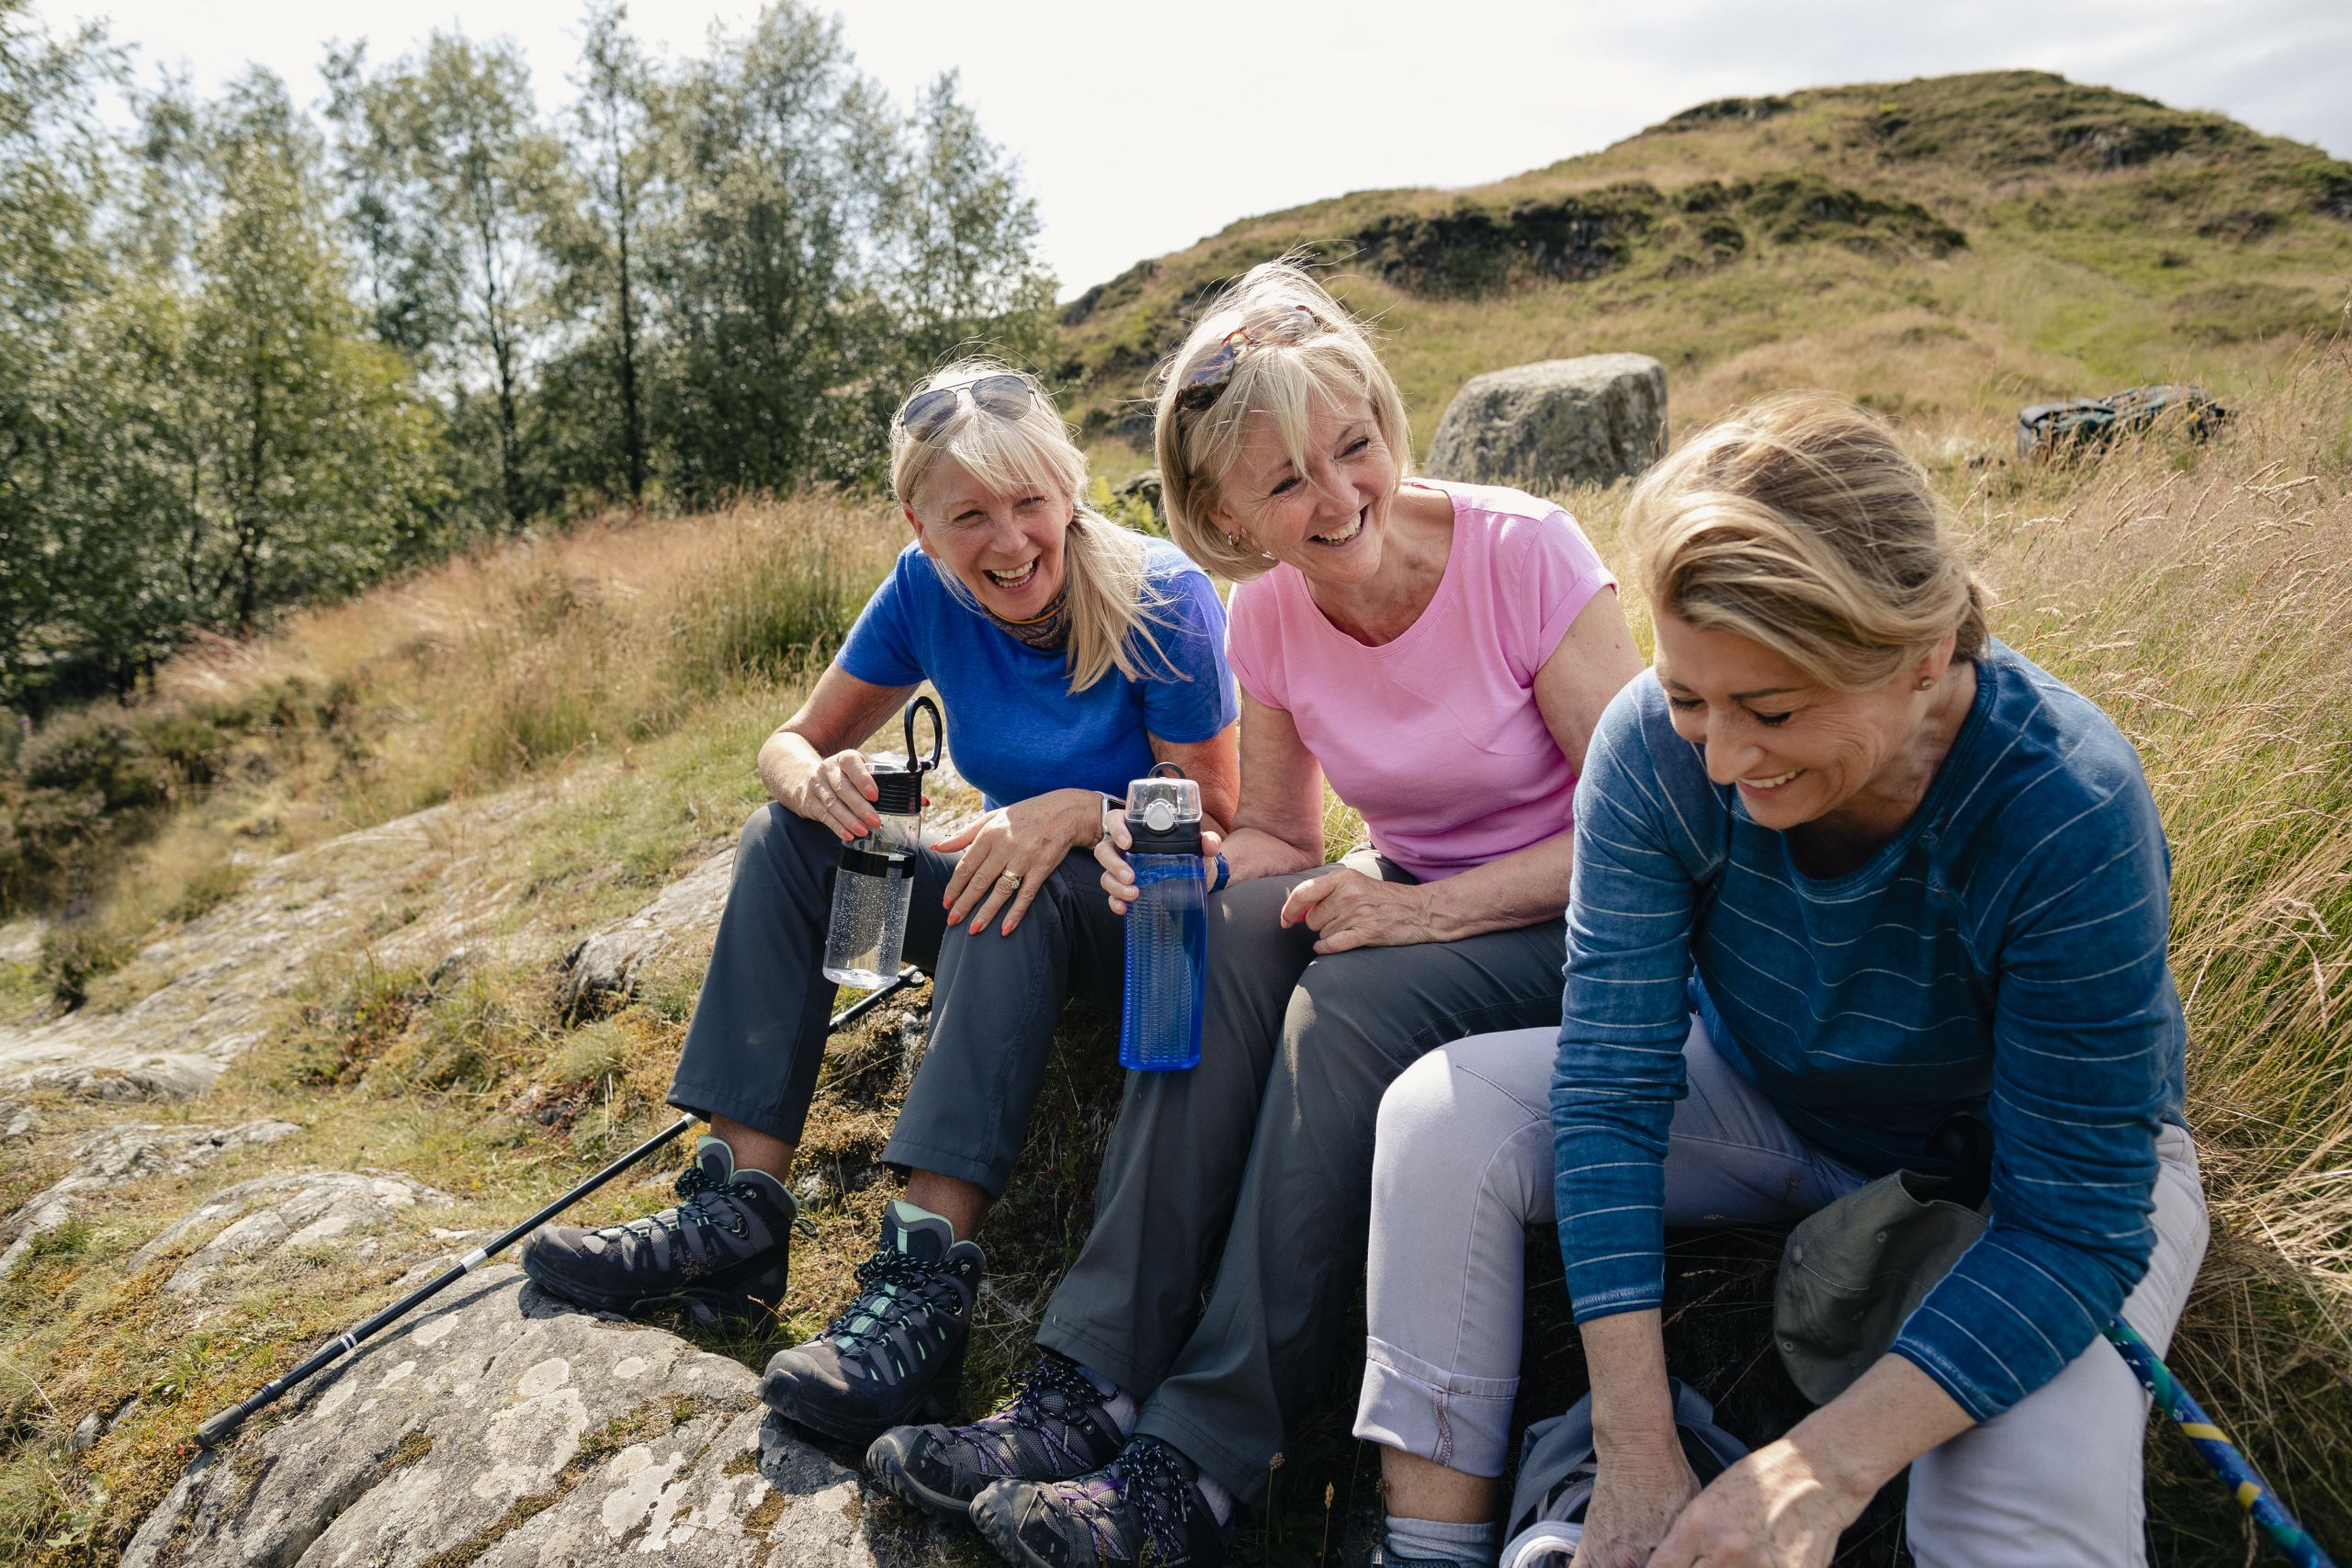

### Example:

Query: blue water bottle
xmin=1118 ymin=762 xmax=1207 ymax=1071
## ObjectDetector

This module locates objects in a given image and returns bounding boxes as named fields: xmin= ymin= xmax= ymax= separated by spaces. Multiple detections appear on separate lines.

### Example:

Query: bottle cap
xmin=867 ymin=696 xmax=945 ymax=816
xmin=1125 ymin=762 xmax=1202 ymax=854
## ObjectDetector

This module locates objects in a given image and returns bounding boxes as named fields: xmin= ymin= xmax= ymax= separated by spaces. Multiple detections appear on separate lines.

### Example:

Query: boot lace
xmin=948 ymin=1352 xmax=1106 ymax=1474
xmin=602 ymin=1162 xmax=764 ymax=1247
xmin=823 ymin=1250 xmax=948 ymax=1351
xmin=1098 ymin=1435 xmax=1199 ymax=1562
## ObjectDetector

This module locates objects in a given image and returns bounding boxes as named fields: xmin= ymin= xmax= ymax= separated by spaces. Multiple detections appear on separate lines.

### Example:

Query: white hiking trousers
xmin=1351 ymin=1016 xmax=2209 ymax=1568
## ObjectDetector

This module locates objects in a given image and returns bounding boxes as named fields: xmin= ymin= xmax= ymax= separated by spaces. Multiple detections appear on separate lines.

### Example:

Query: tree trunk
xmin=616 ymin=194 xmax=644 ymax=510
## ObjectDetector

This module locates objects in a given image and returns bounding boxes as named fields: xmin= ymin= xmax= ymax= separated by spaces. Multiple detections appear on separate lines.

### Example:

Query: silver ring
xmin=997 ymin=870 xmax=1023 ymax=891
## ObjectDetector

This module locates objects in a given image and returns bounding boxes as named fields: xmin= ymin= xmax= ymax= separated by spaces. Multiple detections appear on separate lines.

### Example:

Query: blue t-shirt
xmin=1551 ymin=640 xmax=2186 ymax=1423
xmin=835 ymin=538 xmax=1238 ymax=808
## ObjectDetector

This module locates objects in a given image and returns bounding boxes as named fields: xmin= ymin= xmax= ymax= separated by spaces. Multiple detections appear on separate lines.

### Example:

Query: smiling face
xmin=1652 ymin=610 xmax=1953 ymax=835
xmin=906 ymin=458 xmax=1072 ymax=620
xmin=1206 ymin=390 xmax=1399 ymax=592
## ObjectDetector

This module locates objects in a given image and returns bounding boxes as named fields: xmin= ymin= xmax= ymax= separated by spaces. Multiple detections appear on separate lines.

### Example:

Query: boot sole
xmin=968 ymin=1484 xmax=1052 ymax=1568
xmin=863 ymin=1429 xmax=983 ymax=1525
xmin=760 ymin=1342 xmax=966 ymax=1450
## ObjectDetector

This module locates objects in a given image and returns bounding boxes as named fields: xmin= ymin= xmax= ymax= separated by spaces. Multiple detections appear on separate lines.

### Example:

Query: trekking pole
xmin=2101 ymin=1318 xmax=2339 ymax=1568
xmin=194 ymin=964 xmax=925 ymax=1450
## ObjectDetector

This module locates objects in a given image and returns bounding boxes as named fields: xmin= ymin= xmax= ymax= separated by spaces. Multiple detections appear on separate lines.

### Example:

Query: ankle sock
xmin=1193 ymin=1467 xmax=1235 ymax=1527
xmin=888 ymin=1196 xmax=956 ymax=1240
xmin=1385 ymin=1514 xmax=1499 ymax=1568
xmin=1076 ymin=1363 xmax=1138 ymax=1436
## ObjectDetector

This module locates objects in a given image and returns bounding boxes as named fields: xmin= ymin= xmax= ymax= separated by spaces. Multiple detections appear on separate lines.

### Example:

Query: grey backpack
xmin=1499 ymin=1379 xmax=1749 ymax=1568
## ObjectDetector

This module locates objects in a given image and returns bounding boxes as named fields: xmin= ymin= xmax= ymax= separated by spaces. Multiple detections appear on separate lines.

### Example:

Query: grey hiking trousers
xmin=665 ymin=803 xmax=1123 ymax=1197
xmin=1035 ymin=851 xmax=1566 ymax=1501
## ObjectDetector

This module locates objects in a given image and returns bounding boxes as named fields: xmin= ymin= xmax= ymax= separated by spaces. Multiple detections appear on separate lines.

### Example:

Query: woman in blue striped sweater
xmin=1350 ymin=392 xmax=2207 ymax=1568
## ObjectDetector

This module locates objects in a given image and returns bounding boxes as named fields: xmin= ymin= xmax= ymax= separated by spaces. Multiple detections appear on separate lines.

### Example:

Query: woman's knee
xmin=1372 ymin=1050 xmax=1460 ymax=1181
xmin=1283 ymin=949 xmax=1429 ymax=1077
xmin=739 ymin=799 xmax=833 ymax=866
xmin=1372 ymin=1041 xmax=1551 ymax=1217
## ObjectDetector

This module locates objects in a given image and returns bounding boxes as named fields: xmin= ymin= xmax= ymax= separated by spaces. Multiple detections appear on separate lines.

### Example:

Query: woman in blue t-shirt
xmin=522 ymin=362 xmax=1238 ymax=1446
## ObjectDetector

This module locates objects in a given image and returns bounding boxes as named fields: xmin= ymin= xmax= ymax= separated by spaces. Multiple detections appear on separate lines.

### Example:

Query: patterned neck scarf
xmin=986 ymin=588 xmax=1070 ymax=653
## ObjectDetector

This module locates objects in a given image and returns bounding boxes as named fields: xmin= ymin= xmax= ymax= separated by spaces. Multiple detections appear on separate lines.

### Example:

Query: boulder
xmin=560 ymin=791 xmax=983 ymax=1016
xmin=124 ymin=1167 xmax=456 ymax=1301
xmin=1427 ymin=354 xmax=1668 ymax=491
xmin=0 ymin=784 xmax=558 ymax=1100
xmin=123 ymin=1266 xmax=942 ymax=1568
xmin=0 ymin=1118 xmax=304 ymax=1276
xmin=561 ymin=847 xmax=737 ymax=1016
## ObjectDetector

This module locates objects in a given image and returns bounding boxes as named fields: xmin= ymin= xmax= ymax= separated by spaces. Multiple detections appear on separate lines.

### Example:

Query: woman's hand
xmin=1095 ymin=809 xmax=1225 ymax=916
xmin=794 ymin=750 xmax=886 ymax=840
xmin=1645 ymin=1438 xmax=1868 ymax=1568
xmin=1569 ymin=1444 xmax=1703 ymax=1568
xmin=1279 ymin=866 xmax=1436 ymax=953
xmin=936 ymin=788 xmax=1106 ymax=937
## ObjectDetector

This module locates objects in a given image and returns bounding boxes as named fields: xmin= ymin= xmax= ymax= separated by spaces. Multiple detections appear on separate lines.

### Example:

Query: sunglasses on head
xmin=1173 ymin=304 xmax=1325 ymax=415
xmin=900 ymin=373 xmax=1035 ymax=441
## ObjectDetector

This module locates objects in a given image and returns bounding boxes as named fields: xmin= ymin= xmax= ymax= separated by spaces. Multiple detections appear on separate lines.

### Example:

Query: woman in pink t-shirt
xmin=865 ymin=260 xmax=1644 ymax=1566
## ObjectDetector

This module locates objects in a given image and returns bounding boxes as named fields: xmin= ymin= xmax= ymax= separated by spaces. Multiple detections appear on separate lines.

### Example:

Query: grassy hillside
xmin=2 ymin=70 xmax=2349 ymax=1568
xmin=1053 ymin=71 xmax=2352 ymax=469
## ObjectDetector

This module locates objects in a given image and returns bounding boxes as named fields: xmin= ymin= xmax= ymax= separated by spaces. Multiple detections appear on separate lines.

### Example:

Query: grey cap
xmin=1773 ymin=1169 xmax=1987 ymax=1405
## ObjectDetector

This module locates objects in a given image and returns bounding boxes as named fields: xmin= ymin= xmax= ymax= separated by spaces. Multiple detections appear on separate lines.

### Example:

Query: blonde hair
xmin=1621 ymin=391 xmax=1990 ymax=692
xmin=1154 ymin=260 xmax=1413 ymax=583
xmin=890 ymin=359 xmax=1178 ymax=694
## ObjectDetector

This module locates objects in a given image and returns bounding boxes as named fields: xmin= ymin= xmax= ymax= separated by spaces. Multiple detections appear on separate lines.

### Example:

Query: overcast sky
xmin=50 ymin=0 xmax=2352 ymax=298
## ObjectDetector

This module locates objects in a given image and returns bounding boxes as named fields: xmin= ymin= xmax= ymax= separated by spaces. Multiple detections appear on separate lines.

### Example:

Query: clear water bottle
xmin=822 ymin=696 xmax=942 ymax=989
xmin=1118 ymin=762 xmax=1207 ymax=1071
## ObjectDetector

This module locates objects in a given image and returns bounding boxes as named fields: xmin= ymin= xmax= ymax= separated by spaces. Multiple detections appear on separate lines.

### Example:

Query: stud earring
xmin=1917 ymin=676 xmax=1938 ymax=691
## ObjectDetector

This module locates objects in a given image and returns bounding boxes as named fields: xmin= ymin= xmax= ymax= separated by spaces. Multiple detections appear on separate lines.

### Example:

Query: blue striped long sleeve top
xmin=1550 ymin=639 xmax=2188 ymax=1420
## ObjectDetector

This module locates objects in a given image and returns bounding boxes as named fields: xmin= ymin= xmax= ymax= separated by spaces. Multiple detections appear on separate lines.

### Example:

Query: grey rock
xmin=0 ymin=916 xmax=41 ymax=968
xmin=561 ymin=847 xmax=737 ymax=1014
xmin=71 ymin=1411 xmax=101 ymax=1451
xmin=122 ymin=1266 xmax=944 ymax=1568
xmin=0 ymin=784 xmax=562 ymax=1100
xmin=894 ymin=1004 xmax=932 ymax=1084
xmin=1114 ymin=468 xmax=1164 ymax=518
xmin=559 ymin=796 xmax=983 ymax=1016
xmin=121 ymin=1167 xmax=452 ymax=1300
xmin=0 ymin=1119 xmax=303 ymax=1277
xmin=1427 ymin=353 xmax=1668 ymax=491
xmin=18 ymin=1055 xmax=220 ymax=1100
xmin=1 ymin=1099 xmax=37 ymax=1143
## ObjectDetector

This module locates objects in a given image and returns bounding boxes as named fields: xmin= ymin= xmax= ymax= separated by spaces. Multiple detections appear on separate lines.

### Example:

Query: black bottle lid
xmin=869 ymin=695 xmax=944 ymax=816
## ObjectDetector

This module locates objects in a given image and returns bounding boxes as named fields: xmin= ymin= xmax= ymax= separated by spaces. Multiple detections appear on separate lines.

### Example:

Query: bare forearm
xmin=1782 ymin=1356 xmax=1973 ymax=1510
xmin=1420 ymin=831 xmax=1574 ymax=941
xmin=757 ymin=728 xmax=822 ymax=808
xmin=1581 ymin=1311 xmax=1684 ymax=1462
xmin=1219 ymin=825 xmax=1322 ymax=884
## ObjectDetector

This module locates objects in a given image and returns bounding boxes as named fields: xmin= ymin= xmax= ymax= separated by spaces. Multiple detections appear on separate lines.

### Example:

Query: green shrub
xmin=141 ymin=712 xmax=233 ymax=788
xmin=20 ymin=711 xmax=169 ymax=814
xmin=36 ymin=922 xmax=135 ymax=1011
xmin=167 ymin=861 xmax=247 ymax=924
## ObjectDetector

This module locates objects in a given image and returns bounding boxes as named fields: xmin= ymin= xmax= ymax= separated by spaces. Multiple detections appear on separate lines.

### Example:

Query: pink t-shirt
xmin=1226 ymin=479 xmax=1616 ymax=882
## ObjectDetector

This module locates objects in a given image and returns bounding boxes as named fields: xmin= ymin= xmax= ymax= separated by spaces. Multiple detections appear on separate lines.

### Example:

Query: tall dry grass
xmin=1973 ymin=344 xmax=2352 ymax=1548
xmin=149 ymin=493 xmax=905 ymax=835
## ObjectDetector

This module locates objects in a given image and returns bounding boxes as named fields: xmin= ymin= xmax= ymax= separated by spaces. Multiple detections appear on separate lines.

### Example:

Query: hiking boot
xmin=519 ymin=1134 xmax=793 ymax=1326
xmin=865 ymin=1348 xmax=1126 ymax=1523
xmin=969 ymin=1434 xmax=1229 ymax=1568
xmin=758 ymin=1200 xmax=983 ymax=1446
